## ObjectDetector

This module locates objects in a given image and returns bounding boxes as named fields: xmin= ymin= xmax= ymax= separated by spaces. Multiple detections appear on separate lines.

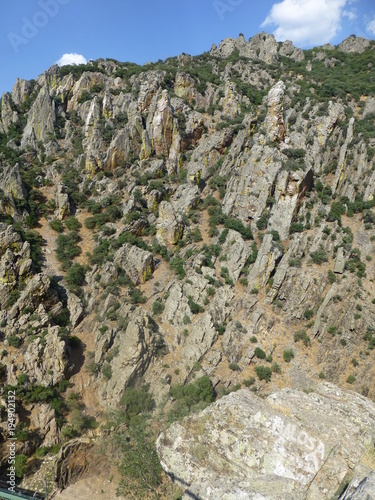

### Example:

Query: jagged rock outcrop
xmin=156 ymin=201 xmax=184 ymax=245
xmin=98 ymin=309 xmax=157 ymax=407
xmin=338 ymin=35 xmax=371 ymax=53
xmin=0 ymin=164 xmax=27 ymax=201
xmin=114 ymin=242 xmax=154 ymax=284
xmin=67 ymin=292 xmax=84 ymax=329
xmin=8 ymin=273 xmax=51 ymax=320
xmin=268 ymin=168 xmax=314 ymax=240
xmin=11 ymin=78 xmax=32 ymax=107
xmin=30 ymin=403 xmax=59 ymax=446
xmin=247 ymin=233 xmax=282 ymax=288
xmin=211 ymin=33 xmax=304 ymax=64
xmin=149 ymin=89 xmax=176 ymax=157
xmin=279 ymin=40 xmax=305 ymax=62
xmin=54 ymin=183 xmax=70 ymax=220
xmin=0 ymin=225 xmax=32 ymax=308
xmin=243 ymin=32 xmax=279 ymax=64
xmin=21 ymin=86 xmax=56 ymax=149
xmin=157 ymin=384 xmax=375 ymax=500
xmin=0 ymin=93 xmax=18 ymax=134
xmin=18 ymin=327 xmax=69 ymax=386
xmin=266 ymin=81 xmax=286 ymax=143
xmin=220 ymin=229 xmax=252 ymax=283
xmin=187 ymin=128 xmax=234 ymax=183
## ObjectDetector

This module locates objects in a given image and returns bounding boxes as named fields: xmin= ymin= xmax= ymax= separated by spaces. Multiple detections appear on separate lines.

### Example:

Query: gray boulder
xmin=157 ymin=384 xmax=375 ymax=500
xmin=339 ymin=472 xmax=375 ymax=499
xmin=334 ymin=247 xmax=346 ymax=274
xmin=114 ymin=242 xmax=154 ymax=285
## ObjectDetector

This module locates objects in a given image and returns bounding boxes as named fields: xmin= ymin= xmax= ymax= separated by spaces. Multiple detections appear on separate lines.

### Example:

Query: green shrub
xmin=152 ymin=300 xmax=164 ymax=315
xmin=243 ymin=377 xmax=255 ymax=387
xmin=170 ymin=256 xmax=185 ymax=279
xmin=256 ymin=213 xmax=270 ymax=231
xmin=8 ymin=336 xmax=21 ymax=348
xmin=224 ymin=218 xmax=253 ymax=240
xmin=14 ymin=454 xmax=28 ymax=480
xmin=117 ymin=423 xmax=163 ymax=498
xmin=102 ymin=363 xmax=112 ymax=380
xmin=66 ymin=263 xmax=85 ymax=292
xmin=283 ymin=349 xmax=294 ymax=363
xmin=254 ymin=347 xmax=266 ymax=360
xmin=229 ymin=362 xmax=240 ymax=371
xmin=328 ymin=269 xmax=336 ymax=283
xmin=304 ymin=309 xmax=314 ymax=320
xmin=255 ymin=366 xmax=272 ymax=382
xmin=188 ymin=295 xmax=204 ymax=314
xmin=168 ymin=376 xmax=215 ymax=422
xmin=294 ymin=329 xmax=311 ymax=347
xmin=65 ymin=216 xmax=82 ymax=231
xmin=272 ymin=363 xmax=281 ymax=374
xmin=49 ymin=219 xmax=64 ymax=233
xmin=56 ymin=231 xmax=81 ymax=265
xmin=288 ymin=257 xmax=302 ymax=267
xmin=290 ymin=222 xmax=304 ymax=234
xmin=346 ymin=375 xmax=355 ymax=384
xmin=310 ymin=246 xmax=328 ymax=265
xmin=327 ymin=201 xmax=346 ymax=223
xmin=128 ymin=289 xmax=146 ymax=304
xmin=120 ymin=385 xmax=154 ymax=423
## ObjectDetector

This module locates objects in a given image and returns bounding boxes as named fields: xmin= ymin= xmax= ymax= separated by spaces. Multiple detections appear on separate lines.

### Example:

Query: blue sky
xmin=1 ymin=0 xmax=375 ymax=97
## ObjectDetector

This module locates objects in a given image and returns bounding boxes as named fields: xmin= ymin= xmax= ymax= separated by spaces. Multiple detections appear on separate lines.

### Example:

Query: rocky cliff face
xmin=0 ymin=33 xmax=375 ymax=497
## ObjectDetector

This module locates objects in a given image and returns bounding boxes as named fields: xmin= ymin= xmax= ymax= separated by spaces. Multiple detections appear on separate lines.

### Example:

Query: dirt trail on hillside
xmin=35 ymin=217 xmax=62 ymax=278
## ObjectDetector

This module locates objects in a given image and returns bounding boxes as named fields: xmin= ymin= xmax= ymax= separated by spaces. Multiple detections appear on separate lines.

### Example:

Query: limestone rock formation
xmin=20 ymin=328 xmax=69 ymax=387
xmin=338 ymin=35 xmax=371 ymax=53
xmin=156 ymin=201 xmax=184 ymax=245
xmin=0 ymin=32 xmax=375 ymax=497
xmin=114 ymin=242 xmax=154 ymax=284
xmin=21 ymin=86 xmax=56 ymax=149
xmin=98 ymin=309 xmax=157 ymax=407
xmin=157 ymin=384 xmax=375 ymax=499
xmin=266 ymin=81 xmax=286 ymax=143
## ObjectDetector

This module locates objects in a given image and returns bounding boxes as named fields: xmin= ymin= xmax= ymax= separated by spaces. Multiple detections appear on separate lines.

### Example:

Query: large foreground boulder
xmin=157 ymin=384 xmax=375 ymax=499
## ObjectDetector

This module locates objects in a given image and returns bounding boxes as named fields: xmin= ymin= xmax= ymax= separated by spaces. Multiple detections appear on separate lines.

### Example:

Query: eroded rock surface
xmin=157 ymin=384 xmax=375 ymax=500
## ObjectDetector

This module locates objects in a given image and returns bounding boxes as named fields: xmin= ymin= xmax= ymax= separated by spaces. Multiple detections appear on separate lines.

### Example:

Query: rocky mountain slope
xmin=0 ymin=32 xmax=375 ymax=498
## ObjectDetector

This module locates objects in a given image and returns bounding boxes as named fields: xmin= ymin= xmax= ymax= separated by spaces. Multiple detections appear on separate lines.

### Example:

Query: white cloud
xmin=261 ymin=0 xmax=350 ymax=46
xmin=56 ymin=53 xmax=87 ymax=66
xmin=342 ymin=9 xmax=357 ymax=21
xmin=366 ymin=15 xmax=375 ymax=35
